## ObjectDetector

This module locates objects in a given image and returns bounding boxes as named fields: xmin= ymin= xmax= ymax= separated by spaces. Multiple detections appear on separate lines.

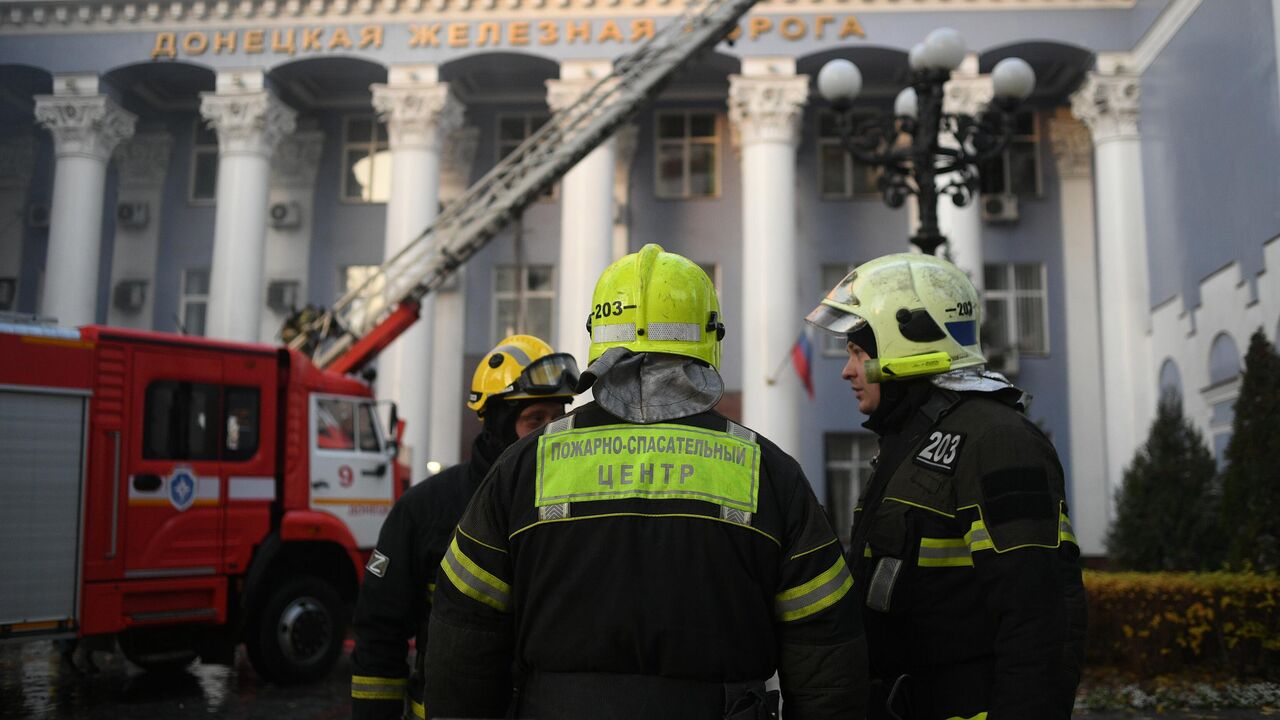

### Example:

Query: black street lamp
xmin=817 ymin=28 xmax=1036 ymax=255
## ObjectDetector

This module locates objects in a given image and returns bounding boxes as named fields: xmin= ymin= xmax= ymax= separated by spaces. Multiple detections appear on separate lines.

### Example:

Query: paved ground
xmin=1 ymin=638 xmax=1275 ymax=719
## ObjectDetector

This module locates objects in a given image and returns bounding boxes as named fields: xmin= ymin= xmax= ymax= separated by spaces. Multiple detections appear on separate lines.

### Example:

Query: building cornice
xmin=0 ymin=0 xmax=1136 ymax=32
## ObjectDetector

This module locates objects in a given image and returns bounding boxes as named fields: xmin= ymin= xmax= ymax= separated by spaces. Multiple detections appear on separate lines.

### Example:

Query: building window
xmin=1205 ymin=332 xmax=1241 ymax=471
xmin=1158 ymin=358 xmax=1183 ymax=405
xmin=493 ymin=265 xmax=554 ymax=342
xmin=189 ymin=120 xmax=218 ymax=203
xmin=983 ymin=263 xmax=1048 ymax=356
xmin=498 ymin=113 xmax=555 ymax=198
xmin=179 ymin=268 xmax=209 ymax=337
xmin=979 ymin=110 xmax=1040 ymax=197
xmin=342 ymin=116 xmax=391 ymax=203
xmin=655 ymin=111 xmax=719 ymax=199
xmin=825 ymin=433 xmax=879 ymax=549
xmin=820 ymin=263 xmax=856 ymax=356
xmin=817 ymin=111 xmax=883 ymax=198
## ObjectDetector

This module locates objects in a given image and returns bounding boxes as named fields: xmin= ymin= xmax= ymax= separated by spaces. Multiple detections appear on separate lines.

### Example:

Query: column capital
xmin=371 ymin=82 xmax=464 ymax=152
xmin=0 ymin=134 xmax=37 ymax=189
xmin=200 ymin=90 xmax=297 ymax=158
xmin=115 ymin=132 xmax=173 ymax=189
xmin=1070 ymin=71 xmax=1141 ymax=144
xmin=727 ymin=73 xmax=809 ymax=148
xmin=1048 ymin=116 xmax=1093 ymax=178
xmin=34 ymin=94 xmax=136 ymax=162
xmin=271 ymin=130 xmax=325 ymax=187
xmin=943 ymin=73 xmax=993 ymax=116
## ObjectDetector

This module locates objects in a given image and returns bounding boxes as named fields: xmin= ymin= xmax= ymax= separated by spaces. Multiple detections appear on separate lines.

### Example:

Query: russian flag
xmin=791 ymin=330 xmax=815 ymax=400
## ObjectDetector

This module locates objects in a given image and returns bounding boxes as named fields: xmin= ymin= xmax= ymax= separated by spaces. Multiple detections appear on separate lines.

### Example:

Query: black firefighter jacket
xmin=350 ymin=457 xmax=487 ymax=720
xmin=423 ymin=402 xmax=869 ymax=720
xmin=852 ymin=383 xmax=1087 ymax=720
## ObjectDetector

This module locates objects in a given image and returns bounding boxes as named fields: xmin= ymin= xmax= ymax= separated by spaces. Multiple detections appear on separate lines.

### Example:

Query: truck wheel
xmin=119 ymin=628 xmax=198 ymax=674
xmin=246 ymin=575 xmax=347 ymax=684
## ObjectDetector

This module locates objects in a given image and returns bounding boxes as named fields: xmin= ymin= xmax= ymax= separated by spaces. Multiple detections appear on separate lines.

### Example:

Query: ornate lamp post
xmin=817 ymin=28 xmax=1036 ymax=255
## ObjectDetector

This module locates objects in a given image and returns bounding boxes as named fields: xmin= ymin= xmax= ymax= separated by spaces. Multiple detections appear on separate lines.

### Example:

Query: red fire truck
xmin=0 ymin=322 xmax=406 ymax=682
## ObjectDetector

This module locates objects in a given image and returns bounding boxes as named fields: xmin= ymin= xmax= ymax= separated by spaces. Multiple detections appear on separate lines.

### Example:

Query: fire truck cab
xmin=0 ymin=320 xmax=406 ymax=682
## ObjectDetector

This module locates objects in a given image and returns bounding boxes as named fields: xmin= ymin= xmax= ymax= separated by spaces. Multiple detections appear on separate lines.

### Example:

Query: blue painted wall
xmin=1142 ymin=0 xmax=1280 ymax=309
xmin=152 ymin=110 xmax=217 ymax=332
xmin=17 ymin=131 xmax=53 ymax=314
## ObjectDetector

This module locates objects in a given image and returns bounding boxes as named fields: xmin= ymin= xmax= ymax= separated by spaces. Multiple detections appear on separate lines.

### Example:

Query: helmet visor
xmin=511 ymin=353 xmax=581 ymax=397
xmin=805 ymin=302 xmax=868 ymax=336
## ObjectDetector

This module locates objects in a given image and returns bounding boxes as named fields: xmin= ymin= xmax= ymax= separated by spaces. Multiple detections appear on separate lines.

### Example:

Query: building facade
xmin=1 ymin=0 xmax=1277 ymax=557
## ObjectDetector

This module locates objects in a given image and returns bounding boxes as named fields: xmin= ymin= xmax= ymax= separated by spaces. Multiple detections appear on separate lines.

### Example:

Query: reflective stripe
xmin=411 ymin=699 xmax=426 ymax=719
xmin=945 ymin=714 xmax=987 ymax=720
xmin=351 ymin=675 xmax=407 ymax=701
xmin=862 ymin=545 xmax=872 ymax=558
xmin=918 ymin=537 xmax=973 ymax=568
xmin=493 ymin=343 xmax=532 ymax=366
xmin=544 ymin=415 xmax=575 ymax=435
xmin=965 ymin=520 xmax=994 ymax=553
xmin=1059 ymin=512 xmax=1077 ymax=545
xmin=725 ymin=420 xmax=756 ymax=443
xmin=592 ymin=323 xmax=637 ymax=343
xmin=427 ymin=582 xmax=436 ymax=604
xmin=442 ymin=536 xmax=510 ymax=612
xmin=646 ymin=322 xmax=701 ymax=342
xmin=775 ymin=556 xmax=854 ymax=622
xmin=228 ymin=476 xmax=275 ymax=501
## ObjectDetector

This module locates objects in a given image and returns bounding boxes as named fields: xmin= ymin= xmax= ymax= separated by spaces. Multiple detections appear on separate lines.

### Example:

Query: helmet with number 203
xmin=586 ymin=243 xmax=725 ymax=368
xmin=806 ymin=253 xmax=985 ymax=382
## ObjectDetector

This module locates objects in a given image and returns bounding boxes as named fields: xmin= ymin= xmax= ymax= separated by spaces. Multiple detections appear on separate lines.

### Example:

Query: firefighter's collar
xmin=930 ymin=367 xmax=1031 ymax=411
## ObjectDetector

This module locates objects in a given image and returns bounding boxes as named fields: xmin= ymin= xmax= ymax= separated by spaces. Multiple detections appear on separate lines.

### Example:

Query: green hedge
xmin=1085 ymin=570 xmax=1280 ymax=676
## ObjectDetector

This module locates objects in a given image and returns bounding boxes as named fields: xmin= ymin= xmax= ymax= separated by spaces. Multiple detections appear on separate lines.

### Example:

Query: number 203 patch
xmin=914 ymin=431 xmax=966 ymax=474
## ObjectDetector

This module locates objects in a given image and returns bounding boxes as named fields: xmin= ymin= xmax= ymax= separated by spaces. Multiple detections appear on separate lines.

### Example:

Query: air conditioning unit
xmin=980 ymin=193 xmax=1019 ymax=224
xmin=986 ymin=346 xmax=1021 ymax=377
xmin=0 ymin=278 xmax=16 ymax=311
xmin=116 ymin=202 xmax=149 ymax=228
xmin=27 ymin=203 xmax=50 ymax=228
xmin=267 ymin=279 xmax=300 ymax=314
xmin=112 ymin=280 xmax=147 ymax=313
xmin=268 ymin=201 xmax=301 ymax=229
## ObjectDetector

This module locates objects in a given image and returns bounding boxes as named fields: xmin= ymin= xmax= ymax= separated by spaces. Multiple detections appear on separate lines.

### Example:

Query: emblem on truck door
xmin=169 ymin=467 xmax=197 ymax=512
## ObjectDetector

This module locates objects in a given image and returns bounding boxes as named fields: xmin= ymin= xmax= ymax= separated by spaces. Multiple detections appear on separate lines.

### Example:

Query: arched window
xmin=1208 ymin=333 xmax=1241 ymax=385
xmin=1158 ymin=358 xmax=1182 ymax=404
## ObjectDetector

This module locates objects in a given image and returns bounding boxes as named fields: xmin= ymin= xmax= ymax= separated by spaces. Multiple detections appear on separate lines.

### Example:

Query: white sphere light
xmin=992 ymin=57 xmax=1036 ymax=100
xmin=908 ymin=43 xmax=929 ymax=71
xmin=817 ymin=59 xmax=863 ymax=105
xmin=923 ymin=27 xmax=966 ymax=71
xmin=894 ymin=87 xmax=918 ymax=119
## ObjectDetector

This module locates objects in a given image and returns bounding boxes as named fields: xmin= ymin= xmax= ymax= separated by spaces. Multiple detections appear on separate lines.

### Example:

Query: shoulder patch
xmin=366 ymin=549 xmax=390 ymax=578
xmin=912 ymin=430 xmax=967 ymax=475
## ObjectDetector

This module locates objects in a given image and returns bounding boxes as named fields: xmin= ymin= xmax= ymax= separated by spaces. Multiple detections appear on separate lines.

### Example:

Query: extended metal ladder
xmin=286 ymin=0 xmax=759 ymax=374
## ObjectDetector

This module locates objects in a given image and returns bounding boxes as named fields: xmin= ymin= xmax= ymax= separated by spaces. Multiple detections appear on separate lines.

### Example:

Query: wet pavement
xmin=1 ymin=638 xmax=1275 ymax=719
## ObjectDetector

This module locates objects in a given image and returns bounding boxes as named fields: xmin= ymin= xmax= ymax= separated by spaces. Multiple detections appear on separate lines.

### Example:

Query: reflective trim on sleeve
xmin=411 ymin=699 xmax=427 ymax=719
xmin=441 ymin=536 xmax=511 ymax=612
xmin=945 ymin=713 xmax=987 ymax=720
xmin=1059 ymin=512 xmax=1078 ymax=545
xmin=965 ymin=520 xmax=994 ymax=553
xmin=775 ymin=556 xmax=854 ymax=622
xmin=351 ymin=675 xmax=407 ymax=700
xmin=917 ymin=537 xmax=973 ymax=568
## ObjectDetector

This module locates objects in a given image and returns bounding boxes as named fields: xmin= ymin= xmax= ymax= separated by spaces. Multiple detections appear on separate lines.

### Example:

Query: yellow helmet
xmin=805 ymin=253 xmax=985 ymax=382
xmin=587 ymin=244 xmax=725 ymax=368
xmin=467 ymin=334 xmax=580 ymax=416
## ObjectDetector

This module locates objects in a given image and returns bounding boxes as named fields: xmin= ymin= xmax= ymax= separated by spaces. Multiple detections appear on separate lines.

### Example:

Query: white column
xmin=0 ymin=135 xmax=36 ymax=312
xmin=612 ymin=125 xmax=640 ymax=262
xmin=371 ymin=66 xmax=463 ymax=481
xmin=108 ymin=132 xmax=172 ymax=329
xmin=1071 ymin=71 xmax=1152 ymax=517
xmin=729 ymin=59 xmax=808 ymax=456
xmin=258 ymin=130 xmax=324 ymax=343
xmin=34 ymin=79 xmax=136 ymax=326
xmin=428 ymin=125 xmax=480 ymax=470
xmin=549 ymin=60 xmax=618 ymax=372
xmin=1049 ymin=114 xmax=1108 ymax=557
xmin=939 ymin=62 xmax=991 ymax=289
xmin=200 ymin=73 xmax=296 ymax=342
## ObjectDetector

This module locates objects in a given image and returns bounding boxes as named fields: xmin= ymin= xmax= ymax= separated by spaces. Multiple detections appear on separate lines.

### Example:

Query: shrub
xmin=1085 ymin=570 xmax=1280 ymax=677
xmin=1106 ymin=391 xmax=1224 ymax=570
xmin=1222 ymin=329 xmax=1280 ymax=569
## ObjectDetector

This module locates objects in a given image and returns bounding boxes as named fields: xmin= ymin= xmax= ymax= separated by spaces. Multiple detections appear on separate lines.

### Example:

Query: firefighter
xmin=806 ymin=253 xmax=1087 ymax=720
xmin=350 ymin=335 xmax=580 ymax=720
xmin=423 ymin=244 xmax=867 ymax=720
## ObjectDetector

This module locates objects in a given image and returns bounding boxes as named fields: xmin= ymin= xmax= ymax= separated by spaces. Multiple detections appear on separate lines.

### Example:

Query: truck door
xmin=308 ymin=394 xmax=393 ymax=548
xmin=124 ymin=351 xmax=225 ymax=575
